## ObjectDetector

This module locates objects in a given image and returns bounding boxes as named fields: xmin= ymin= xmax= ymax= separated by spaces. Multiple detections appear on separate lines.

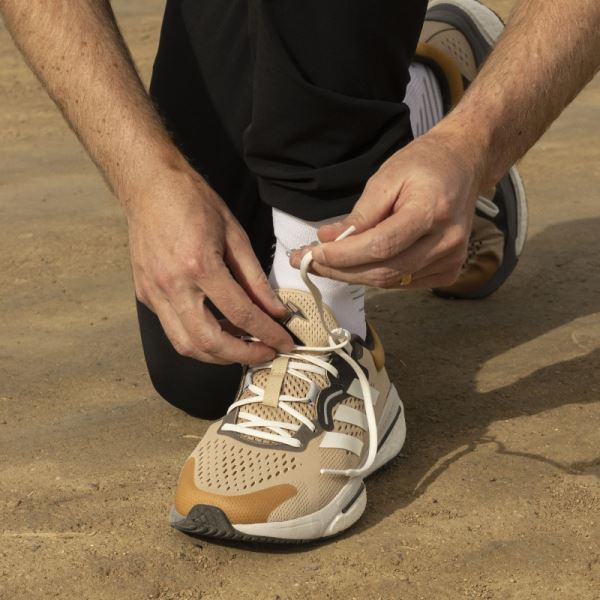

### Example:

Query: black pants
xmin=138 ymin=0 xmax=427 ymax=419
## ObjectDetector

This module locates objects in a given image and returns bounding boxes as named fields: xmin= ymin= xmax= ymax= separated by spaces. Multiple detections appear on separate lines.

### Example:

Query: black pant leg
xmin=244 ymin=0 xmax=428 ymax=220
xmin=136 ymin=301 xmax=242 ymax=420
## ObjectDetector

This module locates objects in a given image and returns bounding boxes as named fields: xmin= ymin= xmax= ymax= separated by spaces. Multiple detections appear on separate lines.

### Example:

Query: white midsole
xmin=234 ymin=386 xmax=406 ymax=540
xmin=428 ymin=0 xmax=504 ymax=44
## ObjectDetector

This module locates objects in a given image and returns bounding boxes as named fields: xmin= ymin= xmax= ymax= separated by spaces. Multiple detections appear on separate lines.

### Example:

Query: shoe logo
xmin=280 ymin=300 xmax=308 ymax=326
xmin=318 ymin=388 xmax=345 ymax=430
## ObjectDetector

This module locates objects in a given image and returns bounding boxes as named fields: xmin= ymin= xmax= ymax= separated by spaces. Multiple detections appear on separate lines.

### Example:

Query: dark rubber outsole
xmin=170 ymin=481 xmax=369 ymax=546
xmin=170 ymin=504 xmax=319 ymax=545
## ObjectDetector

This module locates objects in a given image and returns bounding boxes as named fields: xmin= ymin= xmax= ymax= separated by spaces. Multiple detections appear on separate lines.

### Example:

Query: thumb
xmin=317 ymin=180 xmax=391 ymax=242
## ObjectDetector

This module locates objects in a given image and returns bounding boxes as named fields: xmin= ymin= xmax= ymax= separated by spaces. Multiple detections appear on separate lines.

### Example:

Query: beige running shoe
xmin=170 ymin=252 xmax=405 ymax=543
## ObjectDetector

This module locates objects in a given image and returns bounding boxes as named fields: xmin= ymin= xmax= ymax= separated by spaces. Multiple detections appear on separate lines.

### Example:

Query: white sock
xmin=268 ymin=208 xmax=366 ymax=339
xmin=267 ymin=65 xmax=442 ymax=339
xmin=405 ymin=63 xmax=444 ymax=137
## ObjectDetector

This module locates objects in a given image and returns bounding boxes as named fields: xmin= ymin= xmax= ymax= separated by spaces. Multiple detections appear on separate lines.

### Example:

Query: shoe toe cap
xmin=174 ymin=457 xmax=298 ymax=525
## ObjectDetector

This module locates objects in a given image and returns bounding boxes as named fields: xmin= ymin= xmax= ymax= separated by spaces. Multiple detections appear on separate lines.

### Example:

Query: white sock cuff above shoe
xmin=405 ymin=62 xmax=444 ymax=138
xmin=269 ymin=208 xmax=366 ymax=339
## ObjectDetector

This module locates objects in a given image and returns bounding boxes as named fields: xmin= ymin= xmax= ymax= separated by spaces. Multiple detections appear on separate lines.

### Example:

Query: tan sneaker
xmin=417 ymin=0 xmax=528 ymax=299
xmin=170 ymin=286 xmax=405 ymax=543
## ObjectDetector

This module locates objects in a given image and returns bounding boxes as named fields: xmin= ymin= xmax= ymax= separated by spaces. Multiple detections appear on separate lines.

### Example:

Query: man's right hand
xmin=127 ymin=167 xmax=294 ymax=365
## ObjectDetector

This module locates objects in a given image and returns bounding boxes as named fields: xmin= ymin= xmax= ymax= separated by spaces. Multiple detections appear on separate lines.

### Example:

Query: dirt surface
xmin=1 ymin=2 xmax=599 ymax=599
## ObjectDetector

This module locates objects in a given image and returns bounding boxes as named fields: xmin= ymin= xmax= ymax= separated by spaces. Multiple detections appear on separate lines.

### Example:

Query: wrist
xmin=427 ymin=112 xmax=496 ymax=193
xmin=113 ymin=142 xmax=197 ymax=218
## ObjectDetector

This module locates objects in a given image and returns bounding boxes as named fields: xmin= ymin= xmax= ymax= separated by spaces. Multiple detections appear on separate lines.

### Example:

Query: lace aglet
xmin=334 ymin=226 xmax=356 ymax=242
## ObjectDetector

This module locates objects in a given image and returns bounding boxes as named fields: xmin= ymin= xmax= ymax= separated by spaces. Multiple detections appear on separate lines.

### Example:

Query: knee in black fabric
xmin=147 ymin=358 xmax=242 ymax=420
xmin=136 ymin=300 xmax=242 ymax=420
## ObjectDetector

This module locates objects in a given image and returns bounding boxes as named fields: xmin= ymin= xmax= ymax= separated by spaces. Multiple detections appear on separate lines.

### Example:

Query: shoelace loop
xmin=222 ymin=227 xmax=378 ymax=478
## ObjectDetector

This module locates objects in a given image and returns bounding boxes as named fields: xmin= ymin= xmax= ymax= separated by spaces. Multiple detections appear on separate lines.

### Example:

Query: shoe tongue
xmin=276 ymin=288 xmax=338 ymax=347
xmin=228 ymin=289 xmax=337 ymax=445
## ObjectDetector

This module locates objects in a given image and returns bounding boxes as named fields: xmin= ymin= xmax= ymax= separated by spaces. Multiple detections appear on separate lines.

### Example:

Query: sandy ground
xmin=1 ymin=2 xmax=599 ymax=599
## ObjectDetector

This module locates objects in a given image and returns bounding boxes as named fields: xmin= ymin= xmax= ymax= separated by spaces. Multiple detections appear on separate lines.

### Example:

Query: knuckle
xmin=172 ymin=338 xmax=194 ymax=358
xmin=135 ymin=286 xmax=151 ymax=307
xmin=370 ymin=267 xmax=397 ymax=289
xmin=445 ymin=231 xmax=466 ymax=254
xmin=364 ymin=176 xmax=380 ymax=195
xmin=229 ymin=305 xmax=254 ymax=328
xmin=317 ymin=247 xmax=340 ymax=269
xmin=434 ymin=196 xmax=454 ymax=224
xmin=369 ymin=235 xmax=395 ymax=261
xmin=196 ymin=333 xmax=216 ymax=354
xmin=154 ymin=270 xmax=175 ymax=291
xmin=183 ymin=256 xmax=207 ymax=279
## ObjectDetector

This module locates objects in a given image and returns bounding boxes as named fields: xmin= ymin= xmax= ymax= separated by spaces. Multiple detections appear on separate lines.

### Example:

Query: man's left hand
xmin=289 ymin=128 xmax=485 ymax=289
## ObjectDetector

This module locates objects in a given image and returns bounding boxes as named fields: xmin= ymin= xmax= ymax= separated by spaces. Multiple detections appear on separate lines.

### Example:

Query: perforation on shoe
xmin=194 ymin=439 xmax=300 ymax=494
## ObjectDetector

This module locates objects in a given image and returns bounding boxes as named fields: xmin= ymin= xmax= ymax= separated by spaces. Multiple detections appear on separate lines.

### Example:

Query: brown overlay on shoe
xmin=416 ymin=41 xmax=464 ymax=107
xmin=419 ymin=21 xmax=478 ymax=80
xmin=367 ymin=322 xmax=386 ymax=371
xmin=174 ymin=458 xmax=297 ymax=524
xmin=441 ymin=215 xmax=504 ymax=296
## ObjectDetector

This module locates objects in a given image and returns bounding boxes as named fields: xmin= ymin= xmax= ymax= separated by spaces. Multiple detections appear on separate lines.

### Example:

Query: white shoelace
xmin=222 ymin=227 xmax=378 ymax=477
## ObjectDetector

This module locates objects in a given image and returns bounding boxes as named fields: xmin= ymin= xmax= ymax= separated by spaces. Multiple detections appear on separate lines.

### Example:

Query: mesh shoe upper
xmin=174 ymin=289 xmax=391 ymax=524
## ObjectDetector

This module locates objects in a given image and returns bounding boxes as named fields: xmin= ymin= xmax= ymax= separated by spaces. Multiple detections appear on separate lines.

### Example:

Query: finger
xmin=317 ymin=176 xmax=398 ymax=242
xmin=200 ymin=261 xmax=294 ymax=352
xmin=404 ymin=254 xmax=465 ymax=289
xmin=411 ymin=253 xmax=464 ymax=280
xmin=224 ymin=226 xmax=289 ymax=319
xmin=151 ymin=295 xmax=230 ymax=365
xmin=306 ymin=229 xmax=464 ymax=288
xmin=404 ymin=272 xmax=458 ymax=289
xmin=176 ymin=298 xmax=279 ymax=365
xmin=304 ymin=234 xmax=439 ymax=287
xmin=294 ymin=226 xmax=444 ymax=285
xmin=291 ymin=199 xmax=430 ymax=271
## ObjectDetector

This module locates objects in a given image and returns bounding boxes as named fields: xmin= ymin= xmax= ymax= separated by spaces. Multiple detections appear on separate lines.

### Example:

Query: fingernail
xmin=287 ymin=242 xmax=316 ymax=258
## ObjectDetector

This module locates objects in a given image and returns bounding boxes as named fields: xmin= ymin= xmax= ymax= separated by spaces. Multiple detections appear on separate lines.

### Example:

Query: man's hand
xmin=128 ymin=167 xmax=293 ymax=364
xmin=290 ymin=129 xmax=481 ymax=289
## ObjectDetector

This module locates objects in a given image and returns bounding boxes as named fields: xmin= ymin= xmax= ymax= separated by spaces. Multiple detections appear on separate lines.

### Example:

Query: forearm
xmin=434 ymin=0 xmax=600 ymax=189
xmin=0 ymin=0 xmax=188 ymax=211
